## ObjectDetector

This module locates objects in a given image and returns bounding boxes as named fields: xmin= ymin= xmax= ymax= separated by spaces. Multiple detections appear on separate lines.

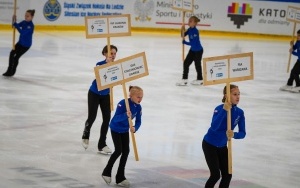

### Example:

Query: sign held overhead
xmin=85 ymin=14 xmax=131 ymax=38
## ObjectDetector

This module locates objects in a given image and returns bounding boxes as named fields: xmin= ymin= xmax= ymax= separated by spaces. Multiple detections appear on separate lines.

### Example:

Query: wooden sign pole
xmin=182 ymin=11 xmax=186 ymax=62
xmin=106 ymin=37 xmax=114 ymax=111
xmin=12 ymin=0 xmax=17 ymax=50
xmin=287 ymin=22 xmax=297 ymax=73
xmin=122 ymin=83 xmax=139 ymax=161
xmin=226 ymin=82 xmax=233 ymax=174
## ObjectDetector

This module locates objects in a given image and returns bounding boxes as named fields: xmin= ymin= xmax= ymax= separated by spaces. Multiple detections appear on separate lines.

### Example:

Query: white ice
xmin=0 ymin=30 xmax=300 ymax=188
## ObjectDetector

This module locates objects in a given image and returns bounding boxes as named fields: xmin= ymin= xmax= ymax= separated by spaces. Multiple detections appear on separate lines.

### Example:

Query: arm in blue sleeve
xmin=184 ymin=31 xmax=188 ymax=36
xmin=13 ymin=22 xmax=22 ymax=33
xmin=183 ymin=40 xmax=191 ymax=45
xmin=184 ymin=28 xmax=189 ymax=36
xmin=210 ymin=106 xmax=227 ymax=131
xmin=134 ymin=107 xmax=142 ymax=132
xmin=13 ymin=22 xmax=34 ymax=35
xmin=233 ymin=111 xmax=246 ymax=139
xmin=112 ymin=101 xmax=129 ymax=122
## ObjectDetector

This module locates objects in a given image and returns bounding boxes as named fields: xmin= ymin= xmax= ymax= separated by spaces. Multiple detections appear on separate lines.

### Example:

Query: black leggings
xmin=182 ymin=49 xmax=203 ymax=80
xmin=202 ymin=140 xmax=232 ymax=188
xmin=287 ymin=60 xmax=300 ymax=87
xmin=102 ymin=130 xmax=130 ymax=183
xmin=85 ymin=90 xmax=111 ymax=150
xmin=3 ymin=43 xmax=30 ymax=76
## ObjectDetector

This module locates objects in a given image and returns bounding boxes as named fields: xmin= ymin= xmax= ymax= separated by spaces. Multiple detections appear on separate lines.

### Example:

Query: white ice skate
xmin=176 ymin=79 xmax=188 ymax=86
xmin=98 ymin=146 xmax=112 ymax=155
xmin=279 ymin=85 xmax=292 ymax=91
xmin=82 ymin=139 xmax=89 ymax=150
xmin=102 ymin=175 xmax=111 ymax=185
xmin=117 ymin=179 xmax=130 ymax=187
xmin=290 ymin=86 xmax=300 ymax=93
xmin=190 ymin=80 xmax=203 ymax=85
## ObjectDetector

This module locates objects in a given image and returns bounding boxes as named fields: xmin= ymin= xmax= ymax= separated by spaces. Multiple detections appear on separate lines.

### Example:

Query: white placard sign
xmin=85 ymin=14 xmax=131 ymax=38
xmin=230 ymin=57 xmax=251 ymax=78
xmin=86 ymin=17 xmax=108 ymax=35
xmin=109 ymin=16 xmax=130 ymax=34
xmin=94 ymin=52 xmax=148 ymax=90
xmin=203 ymin=52 xmax=253 ymax=86
xmin=172 ymin=0 xmax=194 ymax=12
xmin=98 ymin=64 xmax=123 ymax=86
xmin=122 ymin=56 xmax=145 ymax=79
xmin=286 ymin=6 xmax=300 ymax=24
xmin=206 ymin=59 xmax=228 ymax=81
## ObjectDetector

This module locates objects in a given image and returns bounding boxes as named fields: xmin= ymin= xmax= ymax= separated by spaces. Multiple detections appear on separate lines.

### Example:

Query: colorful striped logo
xmin=227 ymin=2 xmax=253 ymax=29
xmin=228 ymin=3 xmax=253 ymax=15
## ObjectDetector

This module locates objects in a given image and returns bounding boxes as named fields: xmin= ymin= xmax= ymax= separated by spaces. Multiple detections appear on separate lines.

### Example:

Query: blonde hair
xmin=129 ymin=86 xmax=143 ymax=96
xmin=190 ymin=16 xmax=200 ymax=23
xmin=222 ymin=84 xmax=238 ymax=103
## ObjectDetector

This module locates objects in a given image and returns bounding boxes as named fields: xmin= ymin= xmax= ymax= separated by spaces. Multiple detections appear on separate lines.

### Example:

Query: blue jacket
xmin=203 ymin=104 xmax=246 ymax=147
xmin=292 ymin=41 xmax=300 ymax=61
xmin=183 ymin=27 xmax=203 ymax=52
xmin=110 ymin=98 xmax=142 ymax=133
xmin=13 ymin=20 xmax=34 ymax=47
xmin=89 ymin=60 xmax=110 ymax=95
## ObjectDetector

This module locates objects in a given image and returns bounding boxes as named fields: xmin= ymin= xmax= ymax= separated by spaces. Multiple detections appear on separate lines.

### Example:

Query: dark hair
xmin=102 ymin=45 xmax=118 ymax=55
xmin=222 ymin=84 xmax=238 ymax=103
xmin=26 ymin=9 xmax=35 ymax=17
xmin=190 ymin=16 xmax=200 ymax=23
xmin=297 ymin=30 xmax=300 ymax=35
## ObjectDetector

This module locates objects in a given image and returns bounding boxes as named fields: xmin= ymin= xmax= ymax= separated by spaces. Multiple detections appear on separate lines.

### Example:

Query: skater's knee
xmin=113 ymin=149 xmax=122 ymax=157
xmin=122 ymin=148 xmax=130 ymax=156
xmin=210 ymin=173 xmax=221 ymax=182
xmin=222 ymin=173 xmax=232 ymax=182
xmin=102 ymin=116 xmax=111 ymax=124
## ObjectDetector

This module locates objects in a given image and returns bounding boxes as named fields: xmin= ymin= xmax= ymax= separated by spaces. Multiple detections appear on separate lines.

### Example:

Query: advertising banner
xmin=1 ymin=0 xmax=300 ymax=36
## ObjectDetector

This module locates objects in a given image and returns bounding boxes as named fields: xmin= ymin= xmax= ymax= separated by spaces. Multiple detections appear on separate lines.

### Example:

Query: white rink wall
xmin=0 ymin=0 xmax=300 ymax=35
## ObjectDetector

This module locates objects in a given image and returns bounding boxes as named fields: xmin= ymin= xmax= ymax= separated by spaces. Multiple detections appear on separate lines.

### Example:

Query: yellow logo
xmin=43 ymin=0 xmax=61 ymax=21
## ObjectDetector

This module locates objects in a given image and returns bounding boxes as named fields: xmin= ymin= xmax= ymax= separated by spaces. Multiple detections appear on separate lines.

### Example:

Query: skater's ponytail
xmin=27 ymin=9 xmax=35 ymax=17
xmin=222 ymin=84 xmax=238 ymax=103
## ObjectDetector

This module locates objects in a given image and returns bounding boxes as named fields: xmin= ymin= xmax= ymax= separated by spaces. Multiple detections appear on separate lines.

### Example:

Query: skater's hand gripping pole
xmin=287 ymin=22 xmax=297 ymax=73
xmin=181 ymin=11 xmax=186 ymax=62
xmin=226 ymin=82 xmax=233 ymax=174
xmin=122 ymin=83 xmax=139 ymax=161
xmin=12 ymin=0 xmax=17 ymax=50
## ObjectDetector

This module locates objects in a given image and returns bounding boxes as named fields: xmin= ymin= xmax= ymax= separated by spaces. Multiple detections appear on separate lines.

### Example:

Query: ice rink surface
xmin=0 ymin=30 xmax=300 ymax=188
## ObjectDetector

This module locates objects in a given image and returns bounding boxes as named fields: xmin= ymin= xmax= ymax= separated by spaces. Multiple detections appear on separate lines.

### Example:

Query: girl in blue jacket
xmin=102 ymin=86 xmax=143 ymax=187
xmin=3 ymin=9 xmax=35 ymax=77
xmin=280 ymin=29 xmax=300 ymax=93
xmin=176 ymin=16 xmax=204 ymax=86
xmin=81 ymin=45 xmax=118 ymax=154
xmin=202 ymin=84 xmax=246 ymax=188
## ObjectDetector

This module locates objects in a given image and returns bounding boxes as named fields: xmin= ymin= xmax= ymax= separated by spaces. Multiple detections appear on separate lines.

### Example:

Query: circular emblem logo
xmin=43 ymin=0 xmax=61 ymax=21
